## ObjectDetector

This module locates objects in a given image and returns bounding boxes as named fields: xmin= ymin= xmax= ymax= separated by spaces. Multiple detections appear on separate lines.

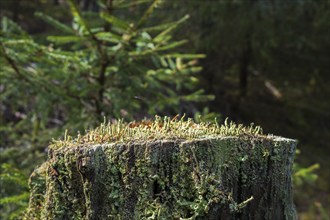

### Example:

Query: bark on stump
xmin=25 ymin=136 xmax=296 ymax=219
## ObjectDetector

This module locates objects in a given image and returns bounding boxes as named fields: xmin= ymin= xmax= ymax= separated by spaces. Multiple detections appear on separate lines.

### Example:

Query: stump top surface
xmin=50 ymin=117 xmax=296 ymax=150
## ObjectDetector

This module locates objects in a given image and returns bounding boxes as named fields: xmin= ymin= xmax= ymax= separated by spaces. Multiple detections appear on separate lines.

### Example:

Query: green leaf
xmin=156 ymin=40 xmax=188 ymax=51
xmin=35 ymin=12 xmax=74 ymax=34
xmin=142 ymin=21 xmax=178 ymax=33
xmin=167 ymin=57 xmax=176 ymax=69
xmin=1 ymin=17 xmax=28 ymax=36
xmin=154 ymin=35 xmax=172 ymax=44
xmin=95 ymin=32 xmax=121 ymax=43
xmin=129 ymin=49 xmax=153 ymax=57
xmin=0 ymin=192 xmax=30 ymax=205
xmin=137 ymin=0 xmax=163 ymax=28
xmin=47 ymin=36 xmax=85 ymax=44
xmin=68 ymin=0 xmax=89 ymax=34
xmin=113 ymin=0 xmax=150 ymax=8
xmin=1 ymin=39 xmax=35 ymax=46
xmin=161 ymin=53 xmax=206 ymax=59
xmin=160 ymin=57 xmax=167 ymax=67
xmin=100 ymin=12 xmax=130 ymax=30
xmin=129 ymin=40 xmax=188 ymax=57
xmin=153 ymin=15 xmax=189 ymax=43
xmin=50 ymin=50 xmax=77 ymax=56
xmin=179 ymin=67 xmax=203 ymax=75
xmin=46 ymin=50 xmax=78 ymax=61
xmin=182 ymin=89 xmax=215 ymax=102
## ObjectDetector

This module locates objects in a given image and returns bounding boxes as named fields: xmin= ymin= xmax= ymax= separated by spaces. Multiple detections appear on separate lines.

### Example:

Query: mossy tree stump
xmin=25 ymin=118 xmax=297 ymax=219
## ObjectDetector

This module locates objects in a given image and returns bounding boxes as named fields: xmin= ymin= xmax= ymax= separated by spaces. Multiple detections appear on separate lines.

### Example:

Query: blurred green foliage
xmin=0 ymin=0 xmax=329 ymax=219
xmin=1 ymin=0 xmax=213 ymax=218
xmin=0 ymin=164 xmax=29 ymax=220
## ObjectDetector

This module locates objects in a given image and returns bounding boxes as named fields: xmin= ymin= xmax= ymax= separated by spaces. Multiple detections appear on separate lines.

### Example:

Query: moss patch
xmin=24 ymin=118 xmax=297 ymax=219
xmin=50 ymin=116 xmax=264 ymax=149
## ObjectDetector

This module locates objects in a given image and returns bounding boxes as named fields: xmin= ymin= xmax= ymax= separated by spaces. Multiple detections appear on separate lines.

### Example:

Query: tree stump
xmin=25 ymin=119 xmax=297 ymax=219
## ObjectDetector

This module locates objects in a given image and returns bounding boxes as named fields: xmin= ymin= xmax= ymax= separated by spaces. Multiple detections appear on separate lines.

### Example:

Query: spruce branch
xmin=0 ymin=42 xmax=26 ymax=81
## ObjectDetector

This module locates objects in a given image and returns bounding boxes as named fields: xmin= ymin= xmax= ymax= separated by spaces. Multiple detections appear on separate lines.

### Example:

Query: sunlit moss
xmin=51 ymin=116 xmax=264 ymax=149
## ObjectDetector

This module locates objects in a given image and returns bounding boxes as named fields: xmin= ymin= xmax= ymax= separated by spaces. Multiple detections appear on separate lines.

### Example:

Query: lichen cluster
xmin=51 ymin=116 xmax=264 ymax=149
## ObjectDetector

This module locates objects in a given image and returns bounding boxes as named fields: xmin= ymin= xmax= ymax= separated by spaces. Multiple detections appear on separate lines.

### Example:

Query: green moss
xmin=24 ymin=162 xmax=47 ymax=220
xmin=50 ymin=116 xmax=264 ymax=149
xmin=24 ymin=118 xmax=297 ymax=219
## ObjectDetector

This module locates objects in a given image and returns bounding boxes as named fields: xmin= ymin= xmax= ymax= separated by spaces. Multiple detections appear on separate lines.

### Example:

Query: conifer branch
xmin=0 ymin=42 xmax=26 ymax=80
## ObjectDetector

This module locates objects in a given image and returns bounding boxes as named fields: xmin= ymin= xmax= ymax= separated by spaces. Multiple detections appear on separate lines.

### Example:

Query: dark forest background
xmin=0 ymin=0 xmax=329 ymax=219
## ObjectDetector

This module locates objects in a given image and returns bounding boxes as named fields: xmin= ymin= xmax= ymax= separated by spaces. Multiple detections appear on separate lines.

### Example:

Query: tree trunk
xmin=25 ymin=136 xmax=296 ymax=219
xmin=239 ymin=33 xmax=252 ymax=98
